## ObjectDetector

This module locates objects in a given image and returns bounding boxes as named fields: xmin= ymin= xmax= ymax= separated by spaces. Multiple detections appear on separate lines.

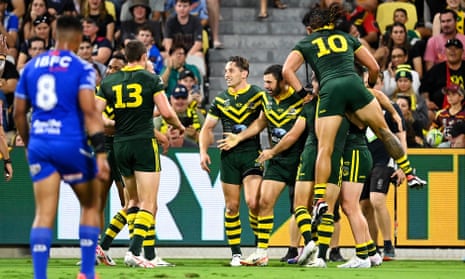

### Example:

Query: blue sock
xmin=30 ymin=227 xmax=52 ymax=279
xmin=79 ymin=225 xmax=100 ymax=278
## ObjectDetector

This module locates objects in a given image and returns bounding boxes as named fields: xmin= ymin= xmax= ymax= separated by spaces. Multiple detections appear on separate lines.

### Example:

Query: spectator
xmin=0 ymin=0 xmax=19 ymax=60
xmin=384 ymin=7 xmax=421 ymax=45
xmin=375 ymin=22 xmax=412 ymax=71
xmin=432 ymin=0 xmax=464 ymax=36
xmin=77 ymin=36 xmax=107 ymax=79
xmin=16 ymin=36 xmax=46 ymax=72
xmin=120 ymin=0 xmax=165 ymax=22
xmin=8 ymin=0 xmax=25 ymax=17
xmin=165 ymin=0 xmax=209 ymax=26
xmin=80 ymin=0 xmax=116 ymax=44
xmin=421 ymin=38 xmax=465 ymax=112
xmin=430 ymin=84 xmax=465 ymax=143
xmin=382 ymin=49 xmax=421 ymax=98
xmin=392 ymin=67 xmax=430 ymax=129
xmin=82 ymin=17 xmax=112 ymax=65
xmin=449 ymin=120 xmax=465 ymax=147
xmin=178 ymin=68 xmax=206 ymax=116
xmin=119 ymin=0 xmax=163 ymax=49
xmin=157 ymin=84 xmax=204 ymax=143
xmin=135 ymin=24 xmax=163 ymax=74
xmin=21 ymin=0 xmax=55 ymax=42
xmin=347 ymin=0 xmax=380 ymax=50
xmin=207 ymin=0 xmax=222 ymax=48
xmin=424 ymin=9 xmax=465 ymax=71
xmin=258 ymin=0 xmax=287 ymax=20
xmin=160 ymin=43 xmax=202 ymax=97
xmin=163 ymin=0 xmax=204 ymax=58
xmin=396 ymin=94 xmax=426 ymax=147
xmin=47 ymin=0 xmax=76 ymax=16
xmin=167 ymin=125 xmax=198 ymax=147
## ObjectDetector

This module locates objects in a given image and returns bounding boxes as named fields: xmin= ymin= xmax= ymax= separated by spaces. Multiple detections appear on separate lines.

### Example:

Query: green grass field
xmin=1 ymin=258 xmax=464 ymax=279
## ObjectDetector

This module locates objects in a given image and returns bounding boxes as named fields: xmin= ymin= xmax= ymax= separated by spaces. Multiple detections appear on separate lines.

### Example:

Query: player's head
xmin=224 ymin=56 xmax=249 ymax=89
xmin=106 ymin=53 xmax=127 ymax=75
xmin=263 ymin=64 xmax=284 ymax=97
xmin=55 ymin=15 xmax=83 ymax=52
xmin=124 ymin=40 xmax=147 ymax=63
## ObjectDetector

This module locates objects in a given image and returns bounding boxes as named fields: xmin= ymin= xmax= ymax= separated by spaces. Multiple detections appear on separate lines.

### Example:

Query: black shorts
xmin=360 ymin=165 xmax=395 ymax=200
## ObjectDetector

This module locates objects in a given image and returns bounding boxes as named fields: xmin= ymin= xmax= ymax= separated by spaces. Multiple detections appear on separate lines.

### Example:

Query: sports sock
xmin=248 ymin=211 xmax=259 ymax=238
xmin=317 ymin=213 xmax=334 ymax=260
xmin=129 ymin=210 xmax=152 ymax=256
xmin=30 ymin=227 xmax=52 ymax=279
xmin=257 ymin=215 xmax=273 ymax=249
xmin=225 ymin=212 xmax=241 ymax=255
xmin=355 ymin=242 xmax=369 ymax=259
xmin=384 ymin=240 xmax=394 ymax=250
xmin=100 ymin=209 xmax=127 ymax=250
xmin=367 ymin=240 xmax=377 ymax=256
xmin=79 ymin=225 xmax=100 ymax=279
xmin=294 ymin=206 xmax=312 ymax=244
xmin=313 ymin=183 xmax=326 ymax=202
xmin=126 ymin=207 xmax=139 ymax=240
xmin=143 ymin=219 xmax=156 ymax=260
xmin=395 ymin=155 xmax=413 ymax=175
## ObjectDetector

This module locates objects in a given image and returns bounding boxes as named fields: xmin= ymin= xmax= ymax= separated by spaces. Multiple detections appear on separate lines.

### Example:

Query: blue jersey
xmin=15 ymin=50 xmax=96 ymax=141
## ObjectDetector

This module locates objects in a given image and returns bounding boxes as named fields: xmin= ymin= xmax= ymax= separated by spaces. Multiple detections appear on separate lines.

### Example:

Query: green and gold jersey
xmin=298 ymin=99 xmax=317 ymax=147
xmin=345 ymin=122 xmax=368 ymax=149
xmin=262 ymin=87 xmax=304 ymax=156
xmin=293 ymin=26 xmax=362 ymax=87
xmin=96 ymin=65 xmax=165 ymax=141
xmin=208 ymin=84 xmax=264 ymax=151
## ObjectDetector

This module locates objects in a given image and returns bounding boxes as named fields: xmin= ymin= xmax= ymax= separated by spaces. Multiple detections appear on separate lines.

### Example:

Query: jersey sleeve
xmin=152 ymin=74 xmax=166 ymax=96
xmin=207 ymin=96 xmax=221 ymax=119
xmin=80 ymin=62 xmax=96 ymax=91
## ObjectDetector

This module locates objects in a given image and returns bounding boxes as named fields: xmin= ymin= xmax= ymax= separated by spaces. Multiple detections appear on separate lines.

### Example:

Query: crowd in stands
xmin=0 ymin=0 xmax=464 ymax=149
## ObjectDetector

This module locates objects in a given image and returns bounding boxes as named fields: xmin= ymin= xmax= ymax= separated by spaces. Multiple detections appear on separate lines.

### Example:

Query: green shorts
xmin=318 ymin=75 xmax=374 ymax=117
xmin=341 ymin=144 xmax=373 ymax=184
xmin=263 ymin=153 xmax=300 ymax=185
xmin=105 ymin=136 xmax=123 ymax=184
xmin=114 ymin=137 xmax=160 ymax=177
xmin=220 ymin=149 xmax=263 ymax=185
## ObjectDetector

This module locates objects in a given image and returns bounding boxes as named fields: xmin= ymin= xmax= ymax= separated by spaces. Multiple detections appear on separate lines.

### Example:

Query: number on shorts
xmin=36 ymin=74 xmax=58 ymax=111
xmin=312 ymin=34 xmax=348 ymax=58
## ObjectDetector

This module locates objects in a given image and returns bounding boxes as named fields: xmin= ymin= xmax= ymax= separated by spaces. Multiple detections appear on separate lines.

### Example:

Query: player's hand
xmin=200 ymin=152 xmax=211 ymax=173
xmin=0 ymin=34 xmax=8 ymax=55
xmin=256 ymin=149 xmax=275 ymax=164
xmin=96 ymin=153 xmax=110 ymax=181
xmin=390 ymin=169 xmax=405 ymax=186
xmin=4 ymin=160 xmax=12 ymax=181
xmin=185 ymin=126 xmax=197 ymax=138
xmin=217 ymin=132 xmax=240 ymax=151
xmin=157 ymin=132 xmax=170 ymax=154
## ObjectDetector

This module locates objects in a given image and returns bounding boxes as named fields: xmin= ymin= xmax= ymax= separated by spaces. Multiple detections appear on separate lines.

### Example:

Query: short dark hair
xmin=111 ymin=53 xmax=127 ymax=64
xmin=263 ymin=64 xmax=283 ymax=82
xmin=228 ymin=56 xmax=249 ymax=73
xmin=124 ymin=40 xmax=146 ymax=62
xmin=27 ymin=36 xmax=46 ymax=48
xmin=56 ymin=15 xmax=82 ymax=36
xmin=169 ymin=43 xmax=188 ymax=55
xmin=440 ymin=9 xmax=458 ymax=21
xmin=394 ymin=8 xmax=407 ymax=17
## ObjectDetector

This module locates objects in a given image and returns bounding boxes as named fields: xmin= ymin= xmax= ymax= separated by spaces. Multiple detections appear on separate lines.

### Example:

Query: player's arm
xmin=0 ymin=120 xmax=12 ymax=180
xmin=154 ymin=91 xmax=185 ymax=133
xmin=80 ymin=88 xmax=109 ymax=181
xmin=217 ymin=112 xmax=267 ymax=151
xmin=355 ymin=46 xmax=380 ymax=88
xmin=283 ymin=50 xmax=305 ymax=93
xmin=199 ymin=115 xmax=218 ymax=173
xmin=13 ymin=97 xmax=29 ymax=147
xmin=257 ymin=116 xmax=306 ymax=163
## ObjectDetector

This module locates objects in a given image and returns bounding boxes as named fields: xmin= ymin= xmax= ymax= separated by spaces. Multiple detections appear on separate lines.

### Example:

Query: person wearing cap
xmin=160 ymin=42 xmax=202 ymax=97
xmin=178 ymin=68 xmax=206 ymax=115
xmin=430 ymin=83 xmax=465 ymax=142
xmin=421 ymin=37 xmax=465 ymax=112
xmin=119 ymin=0 xmax=164 ymax=49
xmin=155 ymin=83 xmax=204 ymax=143
xmin=449 ymin=120 xmax=465 ymax=147
xmin=424 ymin=9 xmax=465 ymax=71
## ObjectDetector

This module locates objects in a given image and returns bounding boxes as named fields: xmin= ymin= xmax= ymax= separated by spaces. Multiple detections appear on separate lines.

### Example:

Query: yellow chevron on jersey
xmin=215 ymin=87 xmax=263 ymax=124
xmin=103 ymin=105 xmax=115 ymax=120
xmin=262 ymin=87 xmax=303 ymax=128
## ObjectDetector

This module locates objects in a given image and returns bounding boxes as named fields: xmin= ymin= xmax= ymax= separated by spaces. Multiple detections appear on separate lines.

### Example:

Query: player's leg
xmin=281 ymin=185 xmax=300 ymax=262
xmin=222 ymin=182 xmax=243 ymax=265
xmin=294 ymin=181 xmax=314 ymax=245
xmin=329 ymin=207 xmax=345 ymax=262
xmin=30 ymin=173 xmax=60 ymax=279
xmin=242 ymin=179 xmax=286 ymax=266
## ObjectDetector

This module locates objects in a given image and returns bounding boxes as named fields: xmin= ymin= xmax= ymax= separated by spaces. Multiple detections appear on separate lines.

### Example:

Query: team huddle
xmin=14 ymin=3 xmax=429 ymax=279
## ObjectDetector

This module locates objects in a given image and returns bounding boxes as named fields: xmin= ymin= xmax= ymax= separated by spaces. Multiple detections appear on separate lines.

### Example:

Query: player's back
xmin=16 ymin=50 xmax=96 ymax=141
xmin=296 ymin=28 xmax=361 ymax=87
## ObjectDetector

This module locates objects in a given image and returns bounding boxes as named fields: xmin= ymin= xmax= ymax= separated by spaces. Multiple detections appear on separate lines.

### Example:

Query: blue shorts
xmin=27 ymin=138 xmax=97 ymax=184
